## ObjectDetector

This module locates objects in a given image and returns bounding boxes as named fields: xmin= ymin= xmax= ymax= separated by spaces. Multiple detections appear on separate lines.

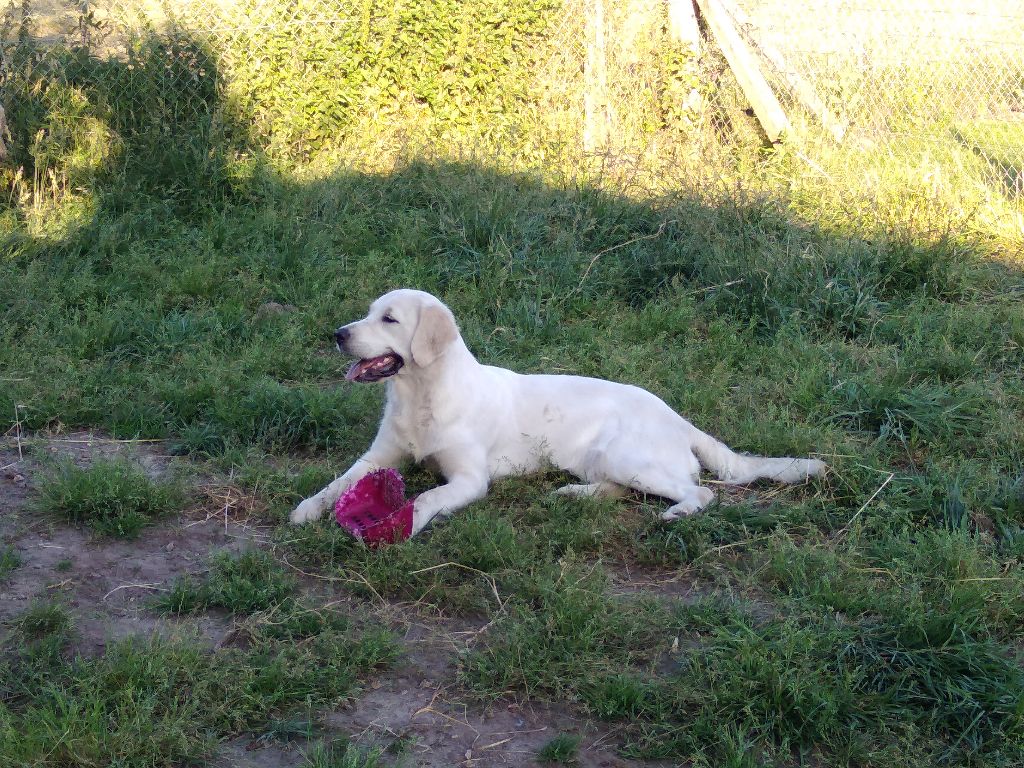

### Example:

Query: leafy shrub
xmin=219 ymin=0 xmax=560 ymax=159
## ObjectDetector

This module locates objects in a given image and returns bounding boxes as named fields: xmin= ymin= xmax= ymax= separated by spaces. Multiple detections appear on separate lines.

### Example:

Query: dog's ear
xmin=410 ymin=303 xmax=458 ymax=367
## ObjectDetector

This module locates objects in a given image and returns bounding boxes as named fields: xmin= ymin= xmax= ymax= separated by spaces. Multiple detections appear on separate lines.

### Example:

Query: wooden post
xmin=717 ymin=0 xmax=846 ymax=141
xmin=0 ymin=104 xmax=7 ymax=161
xmin=667 ymin=0 xmax=703 ymax=114
xmin=584 ymin=0 xmax=611 ymax=152
xmin=694 ymin=0 xmax=790 ymax=142
xmin=667 ymin=0 xmax=700 ymax=52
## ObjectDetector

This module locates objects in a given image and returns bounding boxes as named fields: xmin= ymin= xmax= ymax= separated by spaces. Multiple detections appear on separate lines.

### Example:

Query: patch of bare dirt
xmin=0 ymin=431 xmax=256 ymax=651
xmin=607 ymin=563 xmax=704 ymax=602
xmin=332 ymin=620 xmax=640 ymax=767
xmin=1 ymin=430 xmax=673 ymax=767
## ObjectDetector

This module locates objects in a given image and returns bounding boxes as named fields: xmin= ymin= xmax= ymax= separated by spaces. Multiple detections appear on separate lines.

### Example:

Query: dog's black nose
xmin=334 ymin=327 xmax=350 ymax=347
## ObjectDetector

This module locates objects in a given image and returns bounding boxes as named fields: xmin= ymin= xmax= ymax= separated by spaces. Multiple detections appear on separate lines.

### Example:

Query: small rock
xmin=165 ymin=542 xmax=176 ymax=552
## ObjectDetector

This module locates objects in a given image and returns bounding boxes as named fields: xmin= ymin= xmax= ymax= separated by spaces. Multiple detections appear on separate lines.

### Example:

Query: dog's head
xmin=335 ymin=289 xmax=460 ymax=383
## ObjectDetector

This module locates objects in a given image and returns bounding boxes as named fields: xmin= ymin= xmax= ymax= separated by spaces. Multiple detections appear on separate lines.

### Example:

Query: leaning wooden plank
xmin=667 ymin=0 xmax=701 ymax=52
xmin=694 ymin=0 xmax=790 ymax=142
xmin=717 ymin=0 xmax=846 ymax=141
xmin=667 ymin=0 xmax=703 ymax=115
xmin=0 ymin=104 xmax=7 ymax=160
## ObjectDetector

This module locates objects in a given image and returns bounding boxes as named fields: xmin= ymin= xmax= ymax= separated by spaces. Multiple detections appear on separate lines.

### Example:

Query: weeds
xmin=460 ymin=562 xmax=672 ymax=698
xmin=0 ymin=546 xmax=21 ymax=581
xmin=537 ymin=733 xmax=581 ymax=764
xmin=35 ymin=458 xmax=183 ymax=537
xmin=0 ymin=600 xmax=397 ymax=767
xmin=155 ymin=549 xmax=295 ymax=615
xmin=11 ymin=600 xmax=73 ymax=641
xmin=6 ymin=601 xmax=76 ymax=672
xmin=302 ymin=739 xmax=387 ymax=768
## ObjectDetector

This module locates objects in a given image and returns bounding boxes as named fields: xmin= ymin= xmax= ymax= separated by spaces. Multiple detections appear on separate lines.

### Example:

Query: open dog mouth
xmin=345 ymin=353 xmax=404 ymax=383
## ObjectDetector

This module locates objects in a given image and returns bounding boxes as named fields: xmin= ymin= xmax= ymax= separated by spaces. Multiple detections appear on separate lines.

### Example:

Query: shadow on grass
xmin=2 ymin=20 xmax=1024 ymax=767
xmin=1 ymin=14 xmax=253 ymax=206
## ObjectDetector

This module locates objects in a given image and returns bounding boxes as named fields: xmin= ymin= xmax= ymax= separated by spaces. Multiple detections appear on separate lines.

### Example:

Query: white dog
xmin=291 ymin=289 xmax=825 ymax=536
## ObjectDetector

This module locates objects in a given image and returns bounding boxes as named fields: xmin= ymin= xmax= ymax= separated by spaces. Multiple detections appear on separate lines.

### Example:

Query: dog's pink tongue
xmin=345 ymin=358 xmax=373 ymax=381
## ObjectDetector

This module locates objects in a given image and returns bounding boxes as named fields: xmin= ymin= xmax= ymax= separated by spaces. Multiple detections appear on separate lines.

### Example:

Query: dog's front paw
xmin=290 ymin=497 xmax=325 ymax=525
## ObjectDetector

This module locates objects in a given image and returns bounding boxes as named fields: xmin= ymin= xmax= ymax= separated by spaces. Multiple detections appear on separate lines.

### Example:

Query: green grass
xmin=5 ymin=601 xmax=77 ymax=672
xmin=155 ymin=549 xmax=296 ymax=616
xmin=4 ymin=149 xmax=1021 ymax=760
xmin=302 ymin=739 xmax=387 ymax=768
xmin=0 ymin=547 xmax=21 ymax=582
xmin=35 ymin=458 xmax=184 ymax=537
xmin=12 ymin=601 xmax=74 ymax=642
xmin=2 ymin=2 xmax=1023 ymax=765
xmin=0 ymin=600 xmax=397 ymax=767
xmin=538 ymin=733 xmax=581 ymax=763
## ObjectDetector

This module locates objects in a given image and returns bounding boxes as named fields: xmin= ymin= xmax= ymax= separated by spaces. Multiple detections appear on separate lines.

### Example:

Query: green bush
xmin=213 ymin=0 xmax=560 ymax=159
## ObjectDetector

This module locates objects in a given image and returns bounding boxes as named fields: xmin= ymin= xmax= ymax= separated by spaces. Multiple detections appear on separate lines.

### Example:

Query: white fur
xmin=291 ymin=289 xmax=826 ymax=536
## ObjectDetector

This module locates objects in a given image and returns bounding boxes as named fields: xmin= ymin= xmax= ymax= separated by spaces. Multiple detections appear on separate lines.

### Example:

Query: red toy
xmin=334 ymin=468 xmax=414 ymax=545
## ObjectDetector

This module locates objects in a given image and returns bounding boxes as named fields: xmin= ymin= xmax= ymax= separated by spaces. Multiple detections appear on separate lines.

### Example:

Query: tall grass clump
xmin=35 ymin=458 xmax=183 ymax=537
xmin=0 ymin=603 xmax=398 ymax=767
xmin=0 ymin=546 xmax=21 ymax=582
xmin=156 ymin=549 xmax=296 ymax=616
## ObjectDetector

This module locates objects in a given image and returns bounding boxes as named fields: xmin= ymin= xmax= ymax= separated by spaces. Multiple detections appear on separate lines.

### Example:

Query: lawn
xmin=2 ymin=2 xmax=1024 ymax=766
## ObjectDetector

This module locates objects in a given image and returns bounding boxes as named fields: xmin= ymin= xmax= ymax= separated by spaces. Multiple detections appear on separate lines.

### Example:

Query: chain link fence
xmin=729 ymin=0 xmax=1024 ymax=198
xmin=564 ymin=0 xmax=1024 ymax=200
xmin=2 ymin=0 xmax=1022 ymax=203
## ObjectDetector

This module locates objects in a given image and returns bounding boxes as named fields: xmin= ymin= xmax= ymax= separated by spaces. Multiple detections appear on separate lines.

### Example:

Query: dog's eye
xmin=382 ymin=315 xmax=398 ymax=324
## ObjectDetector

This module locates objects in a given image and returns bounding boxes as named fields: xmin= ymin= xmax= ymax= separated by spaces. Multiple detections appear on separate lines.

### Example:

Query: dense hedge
xmin=219 ymin=0 xmax=561 ymax=158
xmin=0 ymin=0 xmax=563 ymax=197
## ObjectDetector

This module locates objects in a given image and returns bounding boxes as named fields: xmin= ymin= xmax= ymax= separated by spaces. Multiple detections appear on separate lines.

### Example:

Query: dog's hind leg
xmin=616 ymin=466 xmax=715 ymax=522
xmin=554 ymin=481 xmax=626 ymax=499
xmin=660 ymin=486 xmax=716 ymax=520
xmin=594 ymin=439 xmax=715 ymax=521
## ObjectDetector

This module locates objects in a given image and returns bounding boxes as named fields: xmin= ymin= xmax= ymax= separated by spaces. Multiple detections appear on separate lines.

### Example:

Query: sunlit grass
xmin=1 ymin=3 xmax=1022 ymax=765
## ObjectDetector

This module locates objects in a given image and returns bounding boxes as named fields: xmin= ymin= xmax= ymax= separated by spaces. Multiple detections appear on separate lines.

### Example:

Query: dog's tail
xmin=688 ymin=428 xmax=825 ymax=485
